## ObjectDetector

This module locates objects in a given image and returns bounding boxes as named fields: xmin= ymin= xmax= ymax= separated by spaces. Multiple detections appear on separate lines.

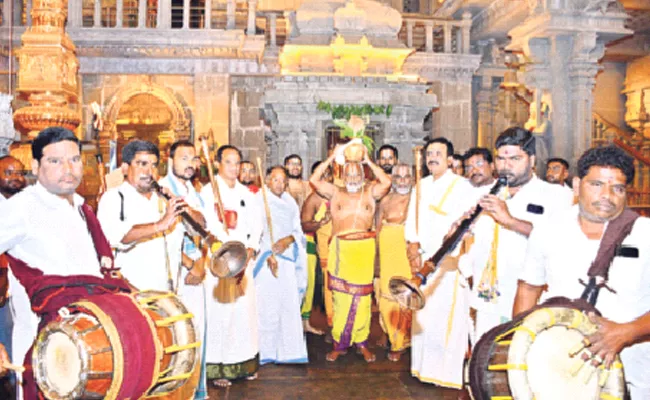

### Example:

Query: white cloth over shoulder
xmin=520 ymin=206 xmax=650 ymax=398
xmin=458 ymin=175 xmax=573 ymax=343
xmin=404 ymin=170 xmax=475 ymax=388
xmin=253 ymin=191 xmax=308 ymax=365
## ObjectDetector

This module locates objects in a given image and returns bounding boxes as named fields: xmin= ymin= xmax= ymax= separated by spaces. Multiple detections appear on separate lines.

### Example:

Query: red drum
xmin=33 ymin=291 xmax=199 ymax=400
xmin=469 ymin=300 xmax=626 ymax=400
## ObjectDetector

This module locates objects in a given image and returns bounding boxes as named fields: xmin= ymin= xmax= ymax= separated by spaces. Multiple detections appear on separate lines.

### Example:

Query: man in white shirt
xmin=545 ymin=157 xmax=574 ymax=198
xmin=514 ymin=146 xmax=650 ymax=399
xmin=200 ymin=145 xmax=262 ymax=387
xmin=463 ymin=147 xmax=496 ymax=201
xmin=0 ymin=127 xmax=128 ymax=399
xmin=157 ymin=140 xmax=209 ymax=399
xmin=97 ymin=140 xmax=193 ymax=292
xmin=458 ymin=128 xmax=573 ymax=345
xmin=404 ymin=137 xmax=475 ymax=389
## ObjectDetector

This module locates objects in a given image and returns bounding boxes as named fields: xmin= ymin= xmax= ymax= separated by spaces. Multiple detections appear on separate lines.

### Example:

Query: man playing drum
xmin=309 ymin=144 xmax=391 ymax=363
xmin=514 ymin=146 xmax=650 ymax=398
xmin=0 ymin=127 xmax=130 ymax=398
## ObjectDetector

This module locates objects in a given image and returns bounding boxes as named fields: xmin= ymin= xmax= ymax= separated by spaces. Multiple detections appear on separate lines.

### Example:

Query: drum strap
xmin=581 ymin=208 xmax=639 ymax=306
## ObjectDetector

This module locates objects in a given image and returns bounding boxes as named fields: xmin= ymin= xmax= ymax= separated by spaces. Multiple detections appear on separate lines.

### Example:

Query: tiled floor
xmin=207 ymin=308 xmax=469 ymax=400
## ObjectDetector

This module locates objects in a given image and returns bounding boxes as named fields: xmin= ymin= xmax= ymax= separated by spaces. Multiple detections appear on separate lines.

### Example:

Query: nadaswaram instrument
xmin=151 ymin=180 xmax=246 ymax=279
xmin=33 ymin=291 xmax=199 ymax=400
xmin=389 ymin=177 xmax=508 ymax=310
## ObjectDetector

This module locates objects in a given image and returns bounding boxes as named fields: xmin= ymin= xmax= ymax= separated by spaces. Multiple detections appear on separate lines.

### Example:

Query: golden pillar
xmin=13 ymin=0 xmax=81 ymax=138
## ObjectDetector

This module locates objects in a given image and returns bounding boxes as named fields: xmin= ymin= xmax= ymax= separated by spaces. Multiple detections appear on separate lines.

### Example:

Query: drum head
xmin=508 ymin=307 xmax=626 ymax=400
xmin=41 ymin=331 xmax=83 ymax=397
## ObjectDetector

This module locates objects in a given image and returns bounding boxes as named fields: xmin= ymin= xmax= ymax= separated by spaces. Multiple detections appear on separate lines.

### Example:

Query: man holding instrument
xmin=404 ymin=137 xmax=474 ymax=389
xmin=375 ymin=163 xmax=413 ymax=362
xmin=0 ymin=127 xmax=130 ymax=399
xmin=514 ymin=146 xmax=650 ymax=398
xmin=309 ymin=143 xmax=391 ymax=363
xmin=457 ymin=128 xmax=572 ymax=345
xmin=158 ymin=139 xmax=209 ymax=399
xmin=98 ymin=140 xmax=195 ymax=292
xmin=200 ymin=145 xmax=262 ymax=387
xmin=253 ymin=165 xmax=308 ymax=365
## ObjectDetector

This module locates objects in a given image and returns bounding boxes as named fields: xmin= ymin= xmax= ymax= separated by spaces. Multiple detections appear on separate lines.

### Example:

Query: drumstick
xmin=2 ymin=361 xmax=25 ymax=373
xmin=199 ymin=136 xmax=229 ymax=235
xmin=256 ymin=157 xmax=278 ymax=278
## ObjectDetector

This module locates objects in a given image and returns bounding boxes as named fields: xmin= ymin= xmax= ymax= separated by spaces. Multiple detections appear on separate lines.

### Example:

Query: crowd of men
xmin=0 ymin=125 xmax=648 ymax=399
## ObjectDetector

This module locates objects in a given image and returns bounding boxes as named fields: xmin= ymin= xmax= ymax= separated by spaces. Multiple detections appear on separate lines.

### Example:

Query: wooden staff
xmin=256 ymin=157 xmax=278 ymax=278
xmin=413 ymin=145 xmax=423 ymax=235
xmin=200 ymin=136 xmax=229 ymax=235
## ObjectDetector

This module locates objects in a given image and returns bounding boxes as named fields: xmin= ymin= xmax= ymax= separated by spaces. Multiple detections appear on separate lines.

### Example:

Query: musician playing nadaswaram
xmin=514 ymin=146 xmax=650 ymax=398
xmin=0 ymin=127 xmax=130 ymax=399
xmin=310 ymin=144 xmax=391 ymax=363
xmin=97 ymin=140 xmax=194 ymax=292
xmin=458 ymin=128 xmax=573 ymax=345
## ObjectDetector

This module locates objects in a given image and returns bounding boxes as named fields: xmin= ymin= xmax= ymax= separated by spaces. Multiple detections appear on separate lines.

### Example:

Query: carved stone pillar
xmin=13 ymin=0 xmax=81 ymax=138
xmin=247 ymin=0 xmax=257 ymax=35
xmin=507 ymin=1 xmax=630 ymax=166
xmin=226 ymin=0 xmax=235 ymax=30
xmin=204 ymin=0 xmax=212 ymax=29
xmin=139 ymin=0 xmax=147 ymax=28
xmin=159 ymin=0 xmax=171 ymax=29
xmin=93 ymin=0 xmax=101 ymax=27
xmin=406 ymin=20 xmax=414 ymax=48
xmin=424 ymin=21 xmax=433 ymax=53
xmin=116 ymin=0 xmax=123 ymax=27
xmin=268 ymin=13 xmax=277 ymax=47
xmin=182 ymin=0 xmax=190 ymax=28
xmin=476 ymin=75 xmax=494 ymax=148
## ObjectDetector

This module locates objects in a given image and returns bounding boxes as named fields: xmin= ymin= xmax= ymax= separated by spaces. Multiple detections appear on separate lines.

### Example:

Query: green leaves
xmin=316 ymin=101 xmax=392 ymax=119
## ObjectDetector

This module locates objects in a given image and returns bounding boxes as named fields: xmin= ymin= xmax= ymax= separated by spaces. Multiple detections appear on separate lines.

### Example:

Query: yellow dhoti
xmin=378 ymin=224 xmax=412 ymax=352
xmin=301 ymin=234 xmax=317 ymax=319
xmin=328 ymin=232 xmax=375 ymax=350
xmin=315 ymin=203 xmax=333 ymax=327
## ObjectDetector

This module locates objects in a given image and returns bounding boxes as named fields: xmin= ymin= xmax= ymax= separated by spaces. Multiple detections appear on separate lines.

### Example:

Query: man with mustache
xmin=404 ymin=137 xmax=474 ymax=389
xmin=545 ymin=157 xmax=574 ymax=201
xmin=0 ymin=155 xmax=27 ymax=398
xmin=310 ymin=144 xmax=391 ymax=363
xmin=98 ymin=140 xmax=190 ymax=291
xmin=285 ymin=154 xmax=311 ymax=209
xmin=463 ymin=147 xmax=495 ymax=197
xmin=375 ymin=163 xmax=413 ymax=362
xmin=0 ymin=127 xmax=131 ymax=398
xmin=515 ymin=146 xmax=650 ymax=399
xmin=239 ymin=160 xmax=260 ymax=193
xmin=376 ymin=144 xmax=398 ymax=174
xmin=158 ymin=140 xmax=209 ymax=398
xmin=457 ymin=128 xmax=572 ymax=347
xmin=199 ymin=145 xmax=262 ymax=387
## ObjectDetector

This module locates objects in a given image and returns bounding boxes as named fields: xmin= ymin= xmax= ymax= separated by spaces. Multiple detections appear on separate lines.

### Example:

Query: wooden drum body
xmin=33 ymin=291 xmax=200 ymax=400
xmin=470 ymin=305 xmax=626 ymax=400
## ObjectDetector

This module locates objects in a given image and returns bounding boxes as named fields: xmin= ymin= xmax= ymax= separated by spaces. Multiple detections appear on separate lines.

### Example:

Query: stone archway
xmin=99 ymin=81 xmax=191 ymax=163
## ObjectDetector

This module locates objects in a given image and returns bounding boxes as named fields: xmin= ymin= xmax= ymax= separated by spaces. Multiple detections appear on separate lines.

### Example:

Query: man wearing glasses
xmin=462 ymin=147 xmax=495 ymax=200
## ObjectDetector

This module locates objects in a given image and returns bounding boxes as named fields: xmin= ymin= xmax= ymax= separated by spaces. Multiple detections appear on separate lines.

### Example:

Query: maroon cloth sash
xmin=587 ymin=208 xmax=639 ymax=280
xmin=4 ymin=202 xmax=132 ymax=398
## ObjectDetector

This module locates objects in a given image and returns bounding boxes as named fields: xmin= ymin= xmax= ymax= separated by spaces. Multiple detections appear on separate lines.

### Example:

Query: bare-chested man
xmin=375 ymin=164 xmax=413 ymax=361
xmin=300 ymin=162 xmax=334 ymax=335
xmin=310 ymin=144 xmax=391 ymax=363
